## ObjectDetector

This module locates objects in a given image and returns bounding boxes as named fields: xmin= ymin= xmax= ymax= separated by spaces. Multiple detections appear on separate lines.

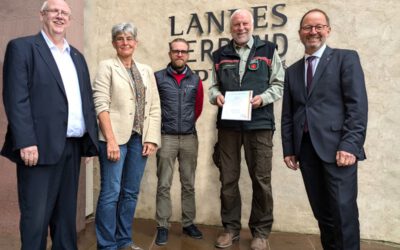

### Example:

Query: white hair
xmin=230 ymin=9 xmax=254 ymax=27
xmin=40 ymin=1 xmax=48 ymax=11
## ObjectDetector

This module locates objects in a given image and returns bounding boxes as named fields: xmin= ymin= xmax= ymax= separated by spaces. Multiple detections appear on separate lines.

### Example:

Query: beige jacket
xmin=92 ymin=57 xmax=161 ymax=146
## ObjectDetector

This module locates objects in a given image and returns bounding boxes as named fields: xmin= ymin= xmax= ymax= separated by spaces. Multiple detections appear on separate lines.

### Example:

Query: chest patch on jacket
xmin=248 ymin=59 xmax=259 ymax=71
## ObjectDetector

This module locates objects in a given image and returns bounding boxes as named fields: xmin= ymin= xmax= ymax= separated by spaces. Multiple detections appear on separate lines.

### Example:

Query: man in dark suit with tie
xmin=281 ymin=9 xmax=368 ymax=250
xmin=1 ymin=0 xmax=98 ymax=249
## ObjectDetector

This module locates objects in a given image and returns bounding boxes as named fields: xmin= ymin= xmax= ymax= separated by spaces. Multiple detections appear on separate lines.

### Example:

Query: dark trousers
xmin=217 ymin=129 xmax=273 ymax=238
xmin=17 ymin=138 xmax=82 ymax=250
xmin=299 ymin=133 xmax=360 ymax=250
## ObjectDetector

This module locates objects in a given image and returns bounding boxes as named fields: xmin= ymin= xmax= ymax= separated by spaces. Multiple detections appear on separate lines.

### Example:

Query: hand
xmin=20 ymin=146 xmax=39 ymax=167
xmin=216 ymin=94 xmax=225 ymax=107
xmin=142 ymin=142 xmax=157 ymax=156
xmin=250 ymin=95 xmax=263 ymax=108
xmin=336 ymin=151 xmax=356 ymax=167
xmin=284 ymin=155 xmax=299 ymax=170
xmin=106 ymin=139 xmax=120 ymax=162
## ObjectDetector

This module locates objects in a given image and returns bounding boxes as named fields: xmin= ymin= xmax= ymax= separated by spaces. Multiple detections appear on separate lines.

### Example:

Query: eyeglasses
xmin=43 ymin=9 xmax=71 ymax=18
xmin=301 ymin=24 xmax=329 ymax=32
xmin=170 ymin=50 xmax=189 ymax=55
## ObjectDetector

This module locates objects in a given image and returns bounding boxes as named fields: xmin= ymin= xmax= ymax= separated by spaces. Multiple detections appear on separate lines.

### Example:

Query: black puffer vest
xmin=155 ymin=65 xmax=200 ymax=134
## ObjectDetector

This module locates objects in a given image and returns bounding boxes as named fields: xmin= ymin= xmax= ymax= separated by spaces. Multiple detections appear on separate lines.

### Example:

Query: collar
xmin=305 ymin=43 xmax=326 ymax=60
xmin=234 ymin=36 xmax=254 ymax=50
xmin=41 ymin=30 xmax=70 ymax=52
xmin=168 ymin=64 xmax=188 ymax=75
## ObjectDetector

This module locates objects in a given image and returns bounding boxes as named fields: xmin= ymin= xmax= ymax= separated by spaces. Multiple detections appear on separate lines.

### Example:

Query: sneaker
xmin=250 ymin=236 xmax=267 ymax=250
xmin=215 ymin=230 xmax=240 ymax=248
xmin=182 ymin=224 xmax=203 ymax=239
xmin=129 ymin=243 xmax=143 ymax=250
xmin=118 ymin=243 xmax=143 ymax=250
xmin=155 ymin=227 xmax=168 ymax=246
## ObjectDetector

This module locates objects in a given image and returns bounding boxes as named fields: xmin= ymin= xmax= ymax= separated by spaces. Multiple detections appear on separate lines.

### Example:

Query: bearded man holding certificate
xmin=208 ymin=9 xmax=285 ymax=250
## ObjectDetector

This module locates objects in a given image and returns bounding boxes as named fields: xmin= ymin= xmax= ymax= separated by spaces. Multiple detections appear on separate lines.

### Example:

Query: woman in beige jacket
xmin=92 ymin=22 xmax=161 ymax=250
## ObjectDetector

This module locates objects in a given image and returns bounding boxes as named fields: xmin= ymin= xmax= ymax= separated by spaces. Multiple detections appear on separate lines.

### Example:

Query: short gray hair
xmin=40 ymin=1 xmax=48 ymax=11
xmin=40 ymin=1 xmax=69 ymax=11
xmin=230 ymin=9 xmax=254 ymax=27
xmin=40 ymin=1 xmax=71 ymax=15
xmin=111 ymin=23 xmax=137 ymax=42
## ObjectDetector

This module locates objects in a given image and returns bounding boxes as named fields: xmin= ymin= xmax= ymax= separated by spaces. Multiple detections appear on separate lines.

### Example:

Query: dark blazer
xmin=281 ymin=46 xmax=368 ymax=163
xmin=1 ymin=32 xmax=98 ymax=165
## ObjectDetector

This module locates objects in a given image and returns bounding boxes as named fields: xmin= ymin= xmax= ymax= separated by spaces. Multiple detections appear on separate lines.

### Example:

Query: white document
xmin=221 ymin=90 xmax=253 ymax=121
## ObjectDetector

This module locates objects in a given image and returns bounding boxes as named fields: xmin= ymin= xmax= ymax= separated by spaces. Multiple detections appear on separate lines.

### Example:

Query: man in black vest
xmin=154 ymin=38 xmax=204 ymax=246
xmin=209 ymin=9 xmax=285 ymax=250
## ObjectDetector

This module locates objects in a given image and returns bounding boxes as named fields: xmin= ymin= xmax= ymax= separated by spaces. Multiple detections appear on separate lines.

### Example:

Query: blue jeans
xmin=95 ymin=134 xmax=147 ymax=250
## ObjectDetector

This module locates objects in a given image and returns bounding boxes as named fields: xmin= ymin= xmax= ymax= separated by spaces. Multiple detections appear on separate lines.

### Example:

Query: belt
xmin=66 ymin=137 xmax=83 ymax=142
xmin=162 ymin=132 xmax=197 ymax=135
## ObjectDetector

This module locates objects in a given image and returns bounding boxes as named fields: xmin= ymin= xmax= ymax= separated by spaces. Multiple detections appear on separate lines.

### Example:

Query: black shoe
xmin=155 ymin=227 xmax=168 ymax=246
xmin=183 ymin=224 xmax=203 ymax=239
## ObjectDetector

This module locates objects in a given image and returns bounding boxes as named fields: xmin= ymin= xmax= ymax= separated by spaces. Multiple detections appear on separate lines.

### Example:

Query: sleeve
xmin=2 ymin=40 xmax=38 ymax=150
xmin=259 ymin=50 xmax=285 ymax=106
xmin=195 ymin=79 xmax=204 ymax=120
xmin=208 ymin=65 xmax=222 ymax=105
xmin=337 ymin=51 xmax=368 ymax=158
xmin=281 ymin=71 xmax=295 ymax=157
xmin=92 ymin=60 xmax=112 ymax=116
xmin=144 ymin=67 xmax=162 ymax=147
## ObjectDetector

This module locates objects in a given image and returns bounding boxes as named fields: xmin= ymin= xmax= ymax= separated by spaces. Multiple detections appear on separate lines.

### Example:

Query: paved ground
xmin=79 ymin=219 xmax=400 ymax=250
xmin=1 ymin=218 xmax=399 ymax=250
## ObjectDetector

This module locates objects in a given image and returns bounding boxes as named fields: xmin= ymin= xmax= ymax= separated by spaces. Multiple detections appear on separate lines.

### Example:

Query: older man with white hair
xmin=209 ymin=8 xmax=285 ymax=250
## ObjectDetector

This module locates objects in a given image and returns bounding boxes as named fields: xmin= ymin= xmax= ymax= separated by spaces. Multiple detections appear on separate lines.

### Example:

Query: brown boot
xmin=215 ymin=230 xmax=240 ymax=248
xmin=250 ymin=236 xmax=267 ymax=250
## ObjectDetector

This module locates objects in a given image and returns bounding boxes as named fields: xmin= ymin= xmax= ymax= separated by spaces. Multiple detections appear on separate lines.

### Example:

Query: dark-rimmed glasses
xmin=301 ymin=25 xmax=329 ymax=32
xmin=170 ymin=50 xmax=189 ymax=55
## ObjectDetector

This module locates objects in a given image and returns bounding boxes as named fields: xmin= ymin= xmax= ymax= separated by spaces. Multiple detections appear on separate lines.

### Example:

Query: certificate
xmin=221 ymin=90 xmax=253 ymax=121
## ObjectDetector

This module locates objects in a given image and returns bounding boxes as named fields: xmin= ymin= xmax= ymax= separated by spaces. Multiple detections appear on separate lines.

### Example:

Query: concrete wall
xmin=85 ymin=0 xmax=400 ymax=244
xmin=0 ymin=0 xmax=87 ymax=236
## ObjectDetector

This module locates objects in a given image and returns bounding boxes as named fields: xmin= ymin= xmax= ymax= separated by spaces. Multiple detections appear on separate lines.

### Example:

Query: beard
xmin=171 ymin=60 xmax=186 ymax=72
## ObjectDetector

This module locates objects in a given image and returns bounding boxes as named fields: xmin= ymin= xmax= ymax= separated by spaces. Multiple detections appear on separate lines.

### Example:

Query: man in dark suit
xmin=1 ymin=0 xmax=98 ymax=249
xmin=281 ymin=9 xmax=368 ymax=250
